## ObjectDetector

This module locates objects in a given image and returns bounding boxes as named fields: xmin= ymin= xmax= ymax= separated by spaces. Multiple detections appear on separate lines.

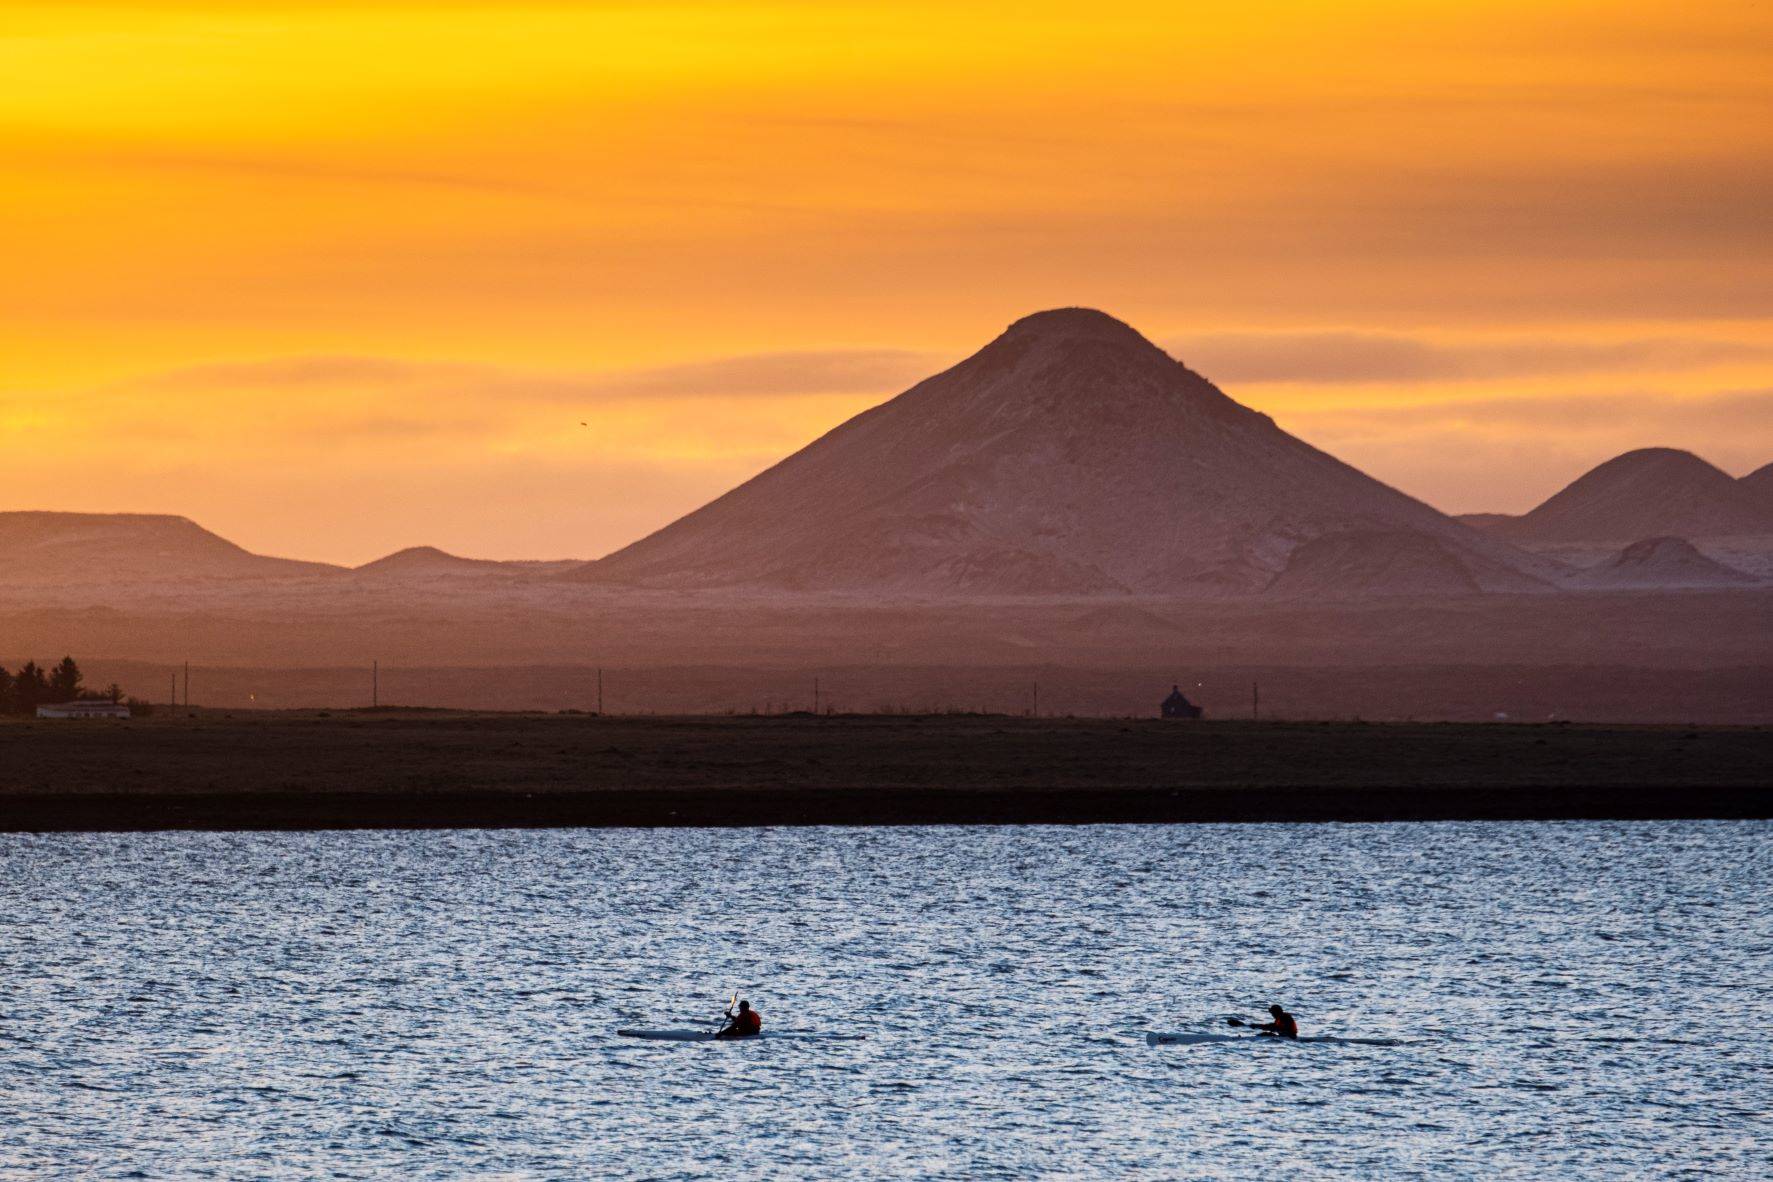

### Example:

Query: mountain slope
xmin=0 ymin=512 xmax=343 ymax=584
xmin=1741 ymin=461 xmax=1773 ymax=514
xmin=1491 ymin=449 xmax=1772 ymax=543
xmin=576 ymin=308 xmax=1554 ymax=596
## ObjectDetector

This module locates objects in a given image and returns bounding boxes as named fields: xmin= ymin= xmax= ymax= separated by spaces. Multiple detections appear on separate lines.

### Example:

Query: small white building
xmin=36 ymin=701 xmax=130 ymax=719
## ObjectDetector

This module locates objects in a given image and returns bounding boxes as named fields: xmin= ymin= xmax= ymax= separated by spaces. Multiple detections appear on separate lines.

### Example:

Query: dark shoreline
xmin=1 ymin=712 xmax=1767 ymax=831
xmin=5 ymin=784 xmax=1768 ymax=833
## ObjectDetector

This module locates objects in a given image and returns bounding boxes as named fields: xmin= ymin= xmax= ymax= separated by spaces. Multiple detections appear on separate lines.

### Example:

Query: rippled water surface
xmin=2 ymin=822 xmax=1768 ymax=1179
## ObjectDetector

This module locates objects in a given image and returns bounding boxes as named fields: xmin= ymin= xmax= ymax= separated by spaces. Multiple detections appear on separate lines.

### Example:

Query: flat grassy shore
xmin=0 ymin=711 xmax=1766 ymax=831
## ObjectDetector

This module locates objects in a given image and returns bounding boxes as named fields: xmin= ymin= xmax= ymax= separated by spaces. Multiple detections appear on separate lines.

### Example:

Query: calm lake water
xmin=2 ymin=822 xmax=1768 ymax=1179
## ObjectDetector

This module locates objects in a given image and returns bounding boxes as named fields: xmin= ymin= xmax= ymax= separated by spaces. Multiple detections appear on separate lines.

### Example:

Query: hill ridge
xmin=1487 ymin=448 xmax=1772 ymax=543
xmin=0 ymin=510 xmax=344 ymax=583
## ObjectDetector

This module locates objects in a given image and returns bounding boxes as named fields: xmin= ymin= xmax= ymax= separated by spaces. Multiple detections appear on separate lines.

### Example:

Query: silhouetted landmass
xmin=0 ymin=713 xmax=1765 ymax=831
xmin=32 ymin=659 xmax=1770 ymax=724
xmin=1 ymin=317 xmax=1767 ymax=731
xmin=573 ymin=309 xmax=1557 ymax=595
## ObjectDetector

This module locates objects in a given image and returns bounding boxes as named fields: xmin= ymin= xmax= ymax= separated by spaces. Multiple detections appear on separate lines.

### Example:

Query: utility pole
xmin=372 ymin=660 xmax=378 ymax=708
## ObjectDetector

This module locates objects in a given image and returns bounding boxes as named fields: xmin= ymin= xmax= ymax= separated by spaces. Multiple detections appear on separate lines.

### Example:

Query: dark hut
xmin=1161 ymin=684 xmax=1202 ymax=719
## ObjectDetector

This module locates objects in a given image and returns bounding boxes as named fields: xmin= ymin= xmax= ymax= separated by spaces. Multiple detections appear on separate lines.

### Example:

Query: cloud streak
xmin=124 ymin=349 xmax=940 ymax=402
xmin=1173 ymin=333 xmax=1773 ymax=385
xmin=1281 ymin=389 xmax=1773 ymax=437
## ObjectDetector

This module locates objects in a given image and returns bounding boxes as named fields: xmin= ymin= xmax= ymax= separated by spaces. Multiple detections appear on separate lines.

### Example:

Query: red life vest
xmin=1272 ymin=1013 xmax=1298 ymax=1038
xmin=732 ymin=1009 xmax=762 ymax=1035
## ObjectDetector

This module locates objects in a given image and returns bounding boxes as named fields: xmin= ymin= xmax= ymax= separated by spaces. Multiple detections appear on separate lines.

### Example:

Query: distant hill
xmin=1572 ymin=536 xmax=1757 ymax=589
xmin=1266 ymin=530 xmax=1551 ymax=598
xmin=1478 ymin=449 xmax=1772 ymax=544
xmin=0 ymin=512 xmax=343 ymax=584
xmin=574 ymin=308 xmax=1553 ymax=596
xmin=1455 ymin=512 xmax=1519 ymax=532
xmin=353 ymin=546 xmax=579 ymax=579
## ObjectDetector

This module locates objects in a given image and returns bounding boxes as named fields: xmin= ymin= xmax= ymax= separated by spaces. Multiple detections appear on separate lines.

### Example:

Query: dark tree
xmin=13 ymin=662 xmax=49 ymax=714
xmin=105 ymin=682 xmax=125 ymax=704
xmin=49 ymin=656 xmax=83 ymax=703
xmin=0 ymin=666 xmax=12 ymax=715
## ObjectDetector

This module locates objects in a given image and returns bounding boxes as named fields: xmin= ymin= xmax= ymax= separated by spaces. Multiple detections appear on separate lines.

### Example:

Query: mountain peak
xmin=1003 ymin=307 xmax=1148 ymax=344
xmin=1595 ymin=448 xmax=1718 ymax=476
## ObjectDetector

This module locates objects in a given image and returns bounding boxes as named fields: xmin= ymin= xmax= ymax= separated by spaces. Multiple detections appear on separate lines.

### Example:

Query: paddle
xmin=717 ymin=991 xmax=738 ymax=1034
xmin=1228 ymin=1015 xmax=1301 ymax=1038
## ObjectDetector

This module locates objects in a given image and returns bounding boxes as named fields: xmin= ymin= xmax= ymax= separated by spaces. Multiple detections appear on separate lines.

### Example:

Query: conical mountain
xmin=1493 ymin=449 xmax=1772 ymax=544
xmin=577 ymin=308 xmax=1554 ymax=595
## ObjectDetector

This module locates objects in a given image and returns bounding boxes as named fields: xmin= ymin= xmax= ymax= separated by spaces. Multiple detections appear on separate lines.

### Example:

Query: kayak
xmin=1146 ymin=1032 xmax=1402 ymax=1047
xmin=616 ymin=1029 xmax=866 ymax=1042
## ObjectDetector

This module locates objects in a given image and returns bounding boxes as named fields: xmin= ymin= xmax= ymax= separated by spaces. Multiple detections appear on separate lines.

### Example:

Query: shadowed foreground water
xmin=1 ymin=822 xmax=1767 ymax=1179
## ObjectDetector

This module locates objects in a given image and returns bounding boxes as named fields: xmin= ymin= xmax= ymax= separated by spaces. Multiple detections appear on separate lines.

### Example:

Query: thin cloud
xmin=579 ymin=350 xmax=936 ymax=398
xmin=122 ymin=349 xmax=938 ymax=402
xmin=1172 ymin=332 xmax=1773 ymax=385
xmin=124 ymin=356 xmax=446 ymax=391
xmin=1280 ymin=389 xmax=1773 ymax=451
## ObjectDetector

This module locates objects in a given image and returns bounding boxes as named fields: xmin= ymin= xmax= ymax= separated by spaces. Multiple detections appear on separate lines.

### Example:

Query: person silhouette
xmin=1253 ymin=1004 xmax=1297 ymax=1038
xmin=716 ymin=999 xmax=762 ymax=1039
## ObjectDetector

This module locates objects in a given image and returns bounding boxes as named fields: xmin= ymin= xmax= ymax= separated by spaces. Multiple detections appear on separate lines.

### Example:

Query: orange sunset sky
xmin=3 ymin=1 xmax=1770 ymax=564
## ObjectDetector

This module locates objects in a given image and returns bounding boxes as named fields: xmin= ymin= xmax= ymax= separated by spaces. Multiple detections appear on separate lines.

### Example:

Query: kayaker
xmin=1253 ymin=1004 xmax=1298 ymax=1039
xmin=716 ymin=999 xmax=762 ymax=1039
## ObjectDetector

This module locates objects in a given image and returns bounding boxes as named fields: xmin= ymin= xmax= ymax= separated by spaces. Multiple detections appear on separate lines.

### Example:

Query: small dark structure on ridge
xmin=1161 ymin=685 xmax=1203 ymax=719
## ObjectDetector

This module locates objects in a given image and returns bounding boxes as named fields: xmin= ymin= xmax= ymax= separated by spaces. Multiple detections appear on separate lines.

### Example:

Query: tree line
xmin=0 ymin=657 xmax=145 ymax=716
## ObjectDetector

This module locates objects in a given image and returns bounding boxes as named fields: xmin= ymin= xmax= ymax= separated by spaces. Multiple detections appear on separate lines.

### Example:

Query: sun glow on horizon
xmin=2 ymin=1 xmax=1770 ymax=562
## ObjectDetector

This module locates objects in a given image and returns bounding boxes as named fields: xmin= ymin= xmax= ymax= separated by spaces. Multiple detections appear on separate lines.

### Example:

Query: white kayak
xmin=617 ymin=1029 xmax=866 ymax=1042
xmin=1146 ymin=1032 xmax=1402 ymax=1047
